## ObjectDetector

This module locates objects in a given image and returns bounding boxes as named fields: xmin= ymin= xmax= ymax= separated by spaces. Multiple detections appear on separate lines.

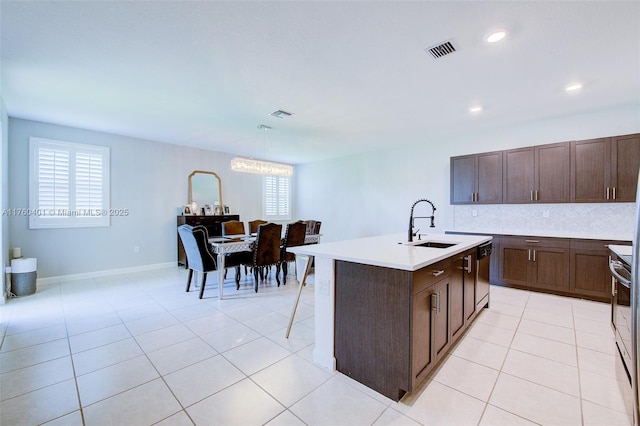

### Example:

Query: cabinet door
xmin=611 ymin=134 xmax=640 ymax=202
xmin=536 ymin=142 xmax=570 ymax=203
xmin=570 ymin=240 xmax=628 ymax=301
xmin=450 ymin=155 xmax=476 ymax=204
xmin=433 ymin=279 xmax=450 ymax=362
xmin=571 ymin=138 xmax=610 ymax=202
xmin=503 ymin=147 xmax=534 ymax=203
xmin=477 ymin=151 xmax=503 ymax=204
xmin=411 ymin=287 xmax=433 ymax=387
xmin=499 ymin=237 xmax=531 ymax=287
xmin=463 ymin=251 xmax=477 ymax=321
xmin=530 ymin=243 xmax=570 ymax=292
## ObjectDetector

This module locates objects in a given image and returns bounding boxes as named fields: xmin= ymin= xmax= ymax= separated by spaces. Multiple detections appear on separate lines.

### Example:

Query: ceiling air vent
xmin=269 ymin=109 xmax=293 ymax=119
xmin=425 ymin=40 xmax=456 ymax=59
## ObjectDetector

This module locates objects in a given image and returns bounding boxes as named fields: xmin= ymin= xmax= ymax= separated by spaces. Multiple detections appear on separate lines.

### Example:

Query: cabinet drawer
xmin=413 ymin=259 xmax=451 ymax=294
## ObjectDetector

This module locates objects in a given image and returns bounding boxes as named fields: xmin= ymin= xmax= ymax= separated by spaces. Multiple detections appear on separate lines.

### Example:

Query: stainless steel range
xmin=611 ymin=252 xmax=633 ymax=380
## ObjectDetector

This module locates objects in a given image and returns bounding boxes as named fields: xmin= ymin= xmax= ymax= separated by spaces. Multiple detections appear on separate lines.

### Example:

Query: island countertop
xmin=289 ymin=233 xmax=492 ymax=272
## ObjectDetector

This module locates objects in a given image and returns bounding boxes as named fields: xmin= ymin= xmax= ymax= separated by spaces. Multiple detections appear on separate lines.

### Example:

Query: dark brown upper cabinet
xmin=450 ymin=151 xmax=503 ymax=204
xmin=503 ymin=142 xmax=570 ymax=203
xmin=570 ymin=134 xmax=640 ymax=202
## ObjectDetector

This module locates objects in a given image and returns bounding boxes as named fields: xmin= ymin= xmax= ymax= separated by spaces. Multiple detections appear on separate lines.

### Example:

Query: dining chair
xmin=221 ymin=220 xmax=248 ymax=281
xmin=177 ymin=225 xmax=218 ymax=299
xmin=222 ymin=220 xmax=246 ymax=236
xmin=248 ymin=219 xmax=268 ymax=234
xmin=236 ymin=223 xmax=282 ymax=292
xmin=281 ymin=221 xmax=307 ymax=285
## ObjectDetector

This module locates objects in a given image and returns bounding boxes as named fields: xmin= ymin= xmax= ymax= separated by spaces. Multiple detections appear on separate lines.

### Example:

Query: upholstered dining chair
xmin=236 ymin=223 xmax=282 ymax=292
xmin=222 ymin=220 xmax=246 ymax=237
xmin=248 ymin=219 xmax=268 ymax=234
xmin=281 ymin=221 xmax=307 ymax=285
xmin=177 ymin=225 xmax=219 ymax=299
xmin=221 ymin=220 xmax=248 ymax=280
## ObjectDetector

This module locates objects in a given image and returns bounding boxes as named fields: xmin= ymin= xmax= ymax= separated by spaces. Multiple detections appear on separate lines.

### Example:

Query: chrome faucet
xmin=408 ymin=198 xmax=437 ymax=242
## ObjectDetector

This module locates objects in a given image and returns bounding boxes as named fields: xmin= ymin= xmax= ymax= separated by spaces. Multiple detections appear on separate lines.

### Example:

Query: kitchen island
xmin=289 ymin=233 xmax=492 ymax=401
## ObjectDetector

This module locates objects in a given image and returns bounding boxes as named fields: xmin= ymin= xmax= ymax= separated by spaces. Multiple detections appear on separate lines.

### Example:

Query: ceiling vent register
xmin=269 ymin=110 xmax=293 ymax=119
xmin=425 ymin=40 xmax=456 ymax=59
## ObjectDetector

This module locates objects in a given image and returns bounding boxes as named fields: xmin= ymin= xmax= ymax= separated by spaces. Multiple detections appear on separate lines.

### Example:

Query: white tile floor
xmin=0 ymin=267 xmax=635 ymax=425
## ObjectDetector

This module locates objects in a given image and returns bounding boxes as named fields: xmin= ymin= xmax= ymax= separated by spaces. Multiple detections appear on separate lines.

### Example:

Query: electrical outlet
xmin=134 ymin=245 xmax=140 ymax=253
xmin=472 ymin=209 xmax=478 ymax=217
xmin=318 ymin=277 xmax=330 ymax=295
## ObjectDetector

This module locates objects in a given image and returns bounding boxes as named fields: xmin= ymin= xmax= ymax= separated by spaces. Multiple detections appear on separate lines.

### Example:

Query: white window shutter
xmin=29 ymin=137 xmax=110 ymax=229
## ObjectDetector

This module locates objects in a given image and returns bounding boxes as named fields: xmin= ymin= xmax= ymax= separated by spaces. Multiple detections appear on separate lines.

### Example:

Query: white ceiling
xmin=1 ymin=1 xmax=639 ymax=164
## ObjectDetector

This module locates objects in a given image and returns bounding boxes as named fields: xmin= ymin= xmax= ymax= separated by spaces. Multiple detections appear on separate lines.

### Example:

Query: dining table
xmin=209 ymin=233 xmax=321 ymax=299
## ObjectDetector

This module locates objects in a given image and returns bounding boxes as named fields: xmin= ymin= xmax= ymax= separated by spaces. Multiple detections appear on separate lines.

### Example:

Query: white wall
xmin=8 ymin=118 xmax=268 ymax=279
xmin=1 ymin=98 xmax=9 ymax=302
xmin=296 ymin=104 xmax=640 ymax=243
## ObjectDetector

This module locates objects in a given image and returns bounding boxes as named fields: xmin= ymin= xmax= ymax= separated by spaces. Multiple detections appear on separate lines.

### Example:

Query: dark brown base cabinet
xmin=335 ymin=247 xmax=486 ymax=401
xmin=499 ymin=236 xmax=570 ymax=293
xmin=495 ymin=235 xmax=630 ymax=302
xmin=176 ymin=215 xmax=239 ymax=266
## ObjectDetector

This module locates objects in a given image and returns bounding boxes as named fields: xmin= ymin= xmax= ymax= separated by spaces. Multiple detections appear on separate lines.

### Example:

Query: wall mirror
xmin=189 ymin=171 xmax=222 ymax=213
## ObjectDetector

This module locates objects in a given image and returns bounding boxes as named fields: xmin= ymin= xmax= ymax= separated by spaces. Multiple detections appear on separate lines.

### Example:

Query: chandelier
xmin=231 ymin=125 xmax=293 ymax=177
xmin=230 ymin=157 xmax=293 ymax=176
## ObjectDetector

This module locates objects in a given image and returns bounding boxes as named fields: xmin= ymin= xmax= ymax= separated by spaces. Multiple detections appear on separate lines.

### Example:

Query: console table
xmin=176 ymin=215 xmax=239 ymax=266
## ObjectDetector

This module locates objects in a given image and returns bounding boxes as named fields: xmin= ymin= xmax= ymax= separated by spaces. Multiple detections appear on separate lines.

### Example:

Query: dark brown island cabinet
xmin=334 ymin=246 xmax=488 ymax=401
xmin=176 ymin=214 xmax=239 ymax=266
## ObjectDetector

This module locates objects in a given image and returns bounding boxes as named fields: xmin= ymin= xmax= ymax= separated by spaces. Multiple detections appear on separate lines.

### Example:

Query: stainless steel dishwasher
xmin=476 ymin=241 xmax=492 ymax=309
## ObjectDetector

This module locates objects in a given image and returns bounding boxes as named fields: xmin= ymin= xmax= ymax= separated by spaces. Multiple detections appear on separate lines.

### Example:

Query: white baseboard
xmin=36 ymin=262 xmax=178 ymax=286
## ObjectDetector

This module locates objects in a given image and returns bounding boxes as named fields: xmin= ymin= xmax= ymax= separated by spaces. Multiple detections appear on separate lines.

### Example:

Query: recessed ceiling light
xmin=469 ymin=105 xmax=483 ymax=113
xmin=565 ymin=83 xmax=583 ymax=92
xmin=486 ymin=30 xmax=507 ymax=43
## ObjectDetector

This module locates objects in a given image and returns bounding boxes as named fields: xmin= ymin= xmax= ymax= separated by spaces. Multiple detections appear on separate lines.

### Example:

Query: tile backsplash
xmin=452 ymin=203 xmax=636 ymax=240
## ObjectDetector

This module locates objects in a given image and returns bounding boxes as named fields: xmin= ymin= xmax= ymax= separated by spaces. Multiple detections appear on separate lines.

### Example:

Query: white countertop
xmin=448 ymin=228 xmax=632 ymax=242
xmin=289 ymin=233 xmax=492 ymax=271
xmin=609 ymin=244 xmax=632 ymax=258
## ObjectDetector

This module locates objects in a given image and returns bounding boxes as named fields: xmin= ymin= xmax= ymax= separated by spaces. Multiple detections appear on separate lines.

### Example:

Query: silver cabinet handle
xmin=528 ymin=249 xmax=531 ymax=261
xmin=431 ymin=293 xmax=440 ymax=313
xmin=535 ymin=190 xmax=539 ymax=201
xmin=530 ymin=190 xmax=533 ymax=201
xmin=613 ymin=187 xmax=616 ymax=199
xmin=607 ymin=187 xmax=610 ymax=200
xmin=525 ymin=240 xmax=539 ymax=243
xmin=464 ymin=255 xmax=472 ymax=273
xmin=432 ymin=269 xmax=445 ymax=277
xmin=533 ymin=250 xmax=536 ymax=262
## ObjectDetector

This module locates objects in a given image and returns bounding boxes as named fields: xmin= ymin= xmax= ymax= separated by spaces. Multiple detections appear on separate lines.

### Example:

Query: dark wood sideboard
xmin=176 ymin=215 xmax=240 ymax=266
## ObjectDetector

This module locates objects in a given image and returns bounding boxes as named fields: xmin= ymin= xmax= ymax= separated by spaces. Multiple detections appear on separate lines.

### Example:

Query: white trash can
xmin=11 ymin=258 xmax=37 ymax=296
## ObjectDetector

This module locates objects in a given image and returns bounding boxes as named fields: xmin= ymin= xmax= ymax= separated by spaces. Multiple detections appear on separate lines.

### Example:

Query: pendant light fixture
xmin=231 ymin=125 xmax=293 ymax=177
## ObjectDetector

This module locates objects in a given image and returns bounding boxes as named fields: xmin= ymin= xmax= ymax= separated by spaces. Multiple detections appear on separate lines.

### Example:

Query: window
xmin=29 ymin=137 xmax=110 ymax=229
xmin=263 ymin=175 xmax=291 ymax=220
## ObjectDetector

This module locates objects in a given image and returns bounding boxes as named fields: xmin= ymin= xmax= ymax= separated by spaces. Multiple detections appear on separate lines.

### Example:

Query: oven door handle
xmin=609 ymin=261 xmax=631 ymax=288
